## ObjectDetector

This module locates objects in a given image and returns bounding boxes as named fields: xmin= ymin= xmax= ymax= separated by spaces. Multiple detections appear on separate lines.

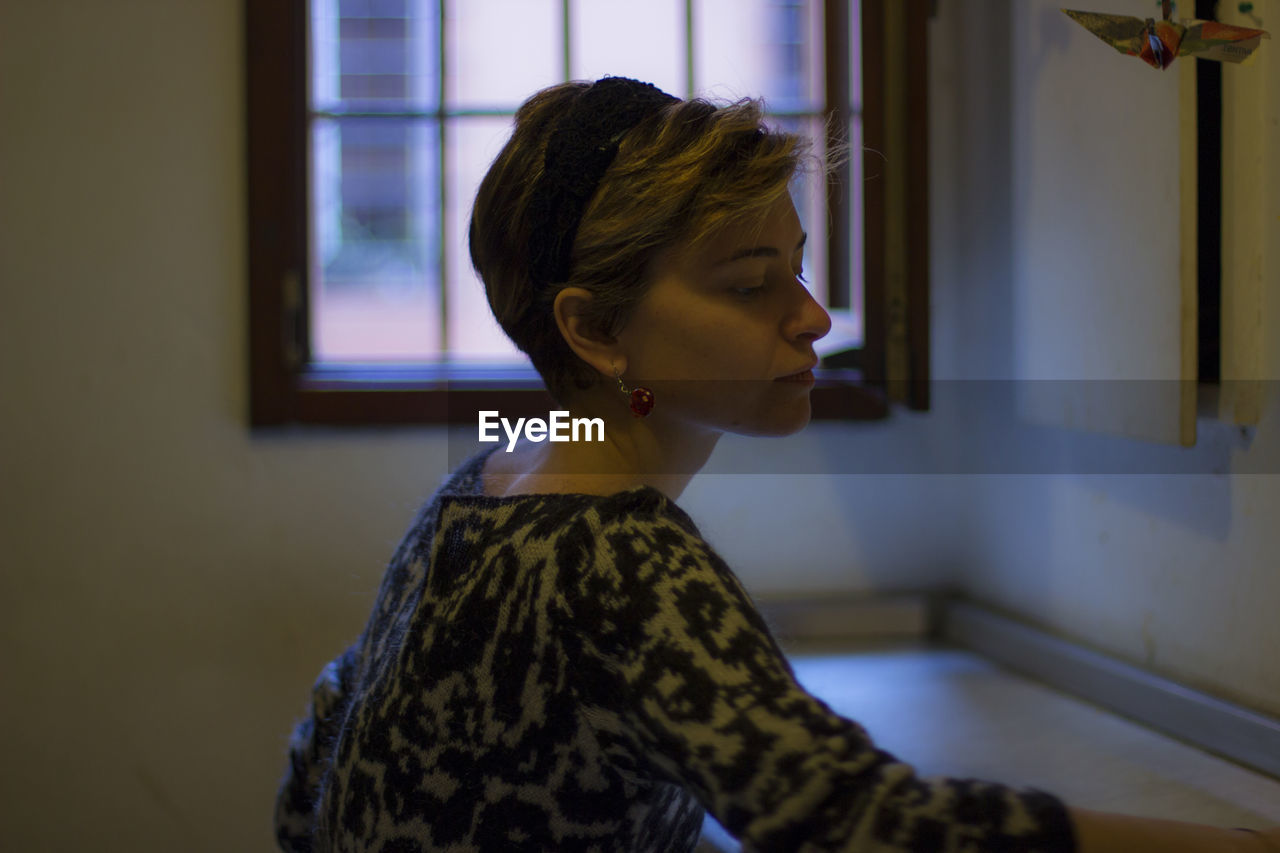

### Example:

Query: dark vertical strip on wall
xmin=1195 ymin=0 xmax=1221 ymax=383
xmin=437 ymin=0 xmax=449 ymax=357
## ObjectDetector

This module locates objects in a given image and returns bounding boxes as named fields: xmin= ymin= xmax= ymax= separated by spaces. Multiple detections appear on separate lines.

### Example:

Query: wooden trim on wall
xmin=825 ymin=0 xmax=852 ymax=312
xmin=906 ymin=0 xmax=930 ymax=411
xmin=859 ymin=0 xmax=886 ymax=389
xmin=858 ymin=0 xmax=929 ymax=411
xmin=246 ymin=0 xmax=308 ymax=426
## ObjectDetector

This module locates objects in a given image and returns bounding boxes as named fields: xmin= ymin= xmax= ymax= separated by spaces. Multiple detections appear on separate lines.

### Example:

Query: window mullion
xmin=562 ymin=0 xmax=571 ymax=80
xmin=437 ymin=0 xmax=448 ymax=356
xmin=684 ymin=0 xmax=694 ymax=97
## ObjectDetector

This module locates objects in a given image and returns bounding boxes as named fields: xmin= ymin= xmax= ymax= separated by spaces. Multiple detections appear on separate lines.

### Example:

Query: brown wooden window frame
xmin=245 ymin=0 xmax=929 ymax=427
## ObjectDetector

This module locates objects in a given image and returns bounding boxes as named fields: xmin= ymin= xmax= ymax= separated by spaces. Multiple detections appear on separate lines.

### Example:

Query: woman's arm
xmin=274 ymin=648 xmax=357 ymax=852
xmin=1069 ymin=807 xmax=1278 ymax=853
xmin=571 ymin=496 xmax=1279 ymax=852
xmin=571 ymin=501 xmax=1074 ymax=851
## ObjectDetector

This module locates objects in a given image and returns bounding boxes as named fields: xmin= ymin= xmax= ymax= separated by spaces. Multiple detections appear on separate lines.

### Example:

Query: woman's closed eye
xmin=724 ymin=257 xmax=807 ymax=298
xmin=731 ymin=268 xmax=807 ymax=298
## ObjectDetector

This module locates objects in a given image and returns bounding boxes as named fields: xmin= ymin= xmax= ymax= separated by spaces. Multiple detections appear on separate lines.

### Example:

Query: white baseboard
xmin=941 ymin=599 xmax=1280 ymax=781
xmin=749 ymin=593 xmax=1280 ymax=781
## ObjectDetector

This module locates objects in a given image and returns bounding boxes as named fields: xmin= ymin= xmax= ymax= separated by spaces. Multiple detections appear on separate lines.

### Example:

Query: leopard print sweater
xmin=275 ymin=446 xmax=1076 ymax=852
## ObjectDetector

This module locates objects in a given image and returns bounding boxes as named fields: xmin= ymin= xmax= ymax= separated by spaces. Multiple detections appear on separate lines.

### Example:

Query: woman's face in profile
xmin=616 ymin=192 xmax=832 ymax=437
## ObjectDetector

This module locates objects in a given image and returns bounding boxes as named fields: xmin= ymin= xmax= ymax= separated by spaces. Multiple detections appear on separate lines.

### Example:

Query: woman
xmin=275 ymin=77 xmax=1278 ymax=853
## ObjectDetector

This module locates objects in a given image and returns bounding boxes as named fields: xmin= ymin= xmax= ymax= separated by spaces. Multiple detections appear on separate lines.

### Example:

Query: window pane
xmin=304 ymin=0 xmax=865 ymax=371
xmin=310 ymin=117 xmax=441 ymax=362
xmin=311 ymin=0 xmax=439 ymax=113
xmin=444 ymin=117 xmax=527 ymax=362
xmin=445 ymin=0 xmax=560 ymax=109
xmin=570 ymin=0 xmax=685 ymax=96
xmin=693 ymin=0 xmax=823 ymax=111
xmin=776 ymin=117 xmax=829 ymax=307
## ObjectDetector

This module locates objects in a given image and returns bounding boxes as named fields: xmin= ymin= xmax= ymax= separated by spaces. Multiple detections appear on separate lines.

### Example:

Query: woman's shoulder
xmin=432 ymin=462 xmax=702 ymax=554
xmin=435 ymin=477 xmax=682 ymax=536
xmin=421 ymin=446 xmax=722 ymax=592
xmin=436 ymin=444 xmax=689 ymax=521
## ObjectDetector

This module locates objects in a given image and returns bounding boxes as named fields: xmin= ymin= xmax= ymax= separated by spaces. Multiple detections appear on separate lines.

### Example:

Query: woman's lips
xmin=775 ymin=369 xmax=815 ymax=384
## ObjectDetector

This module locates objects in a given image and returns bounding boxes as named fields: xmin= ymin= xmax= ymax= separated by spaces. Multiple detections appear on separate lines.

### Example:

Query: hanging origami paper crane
xmin=1064 ymin=0 xmax=1270 ymax=69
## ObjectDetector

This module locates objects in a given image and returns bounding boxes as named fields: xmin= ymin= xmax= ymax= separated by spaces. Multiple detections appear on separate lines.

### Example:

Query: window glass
xmin=313 ymin=0 xmax=438 ymax=113
xmin=445 ymin=117 xmax=526 ymax=362
xmin=446 ymin=0 xmax=559 ymax=109
xmin=311 ymin=0 xmax=441 ymax=362
xmin=779 ymin=116 xmax=830 ymax=307
xmin=306 ymin=0 xmax=863 ymax=364
xmin=570 ymin=0 xmax=685 ymax=96
xmin=310 ymin=117 xmax=441 ymax=361
xmin=693 ymin=0 xmax=823 ymax=110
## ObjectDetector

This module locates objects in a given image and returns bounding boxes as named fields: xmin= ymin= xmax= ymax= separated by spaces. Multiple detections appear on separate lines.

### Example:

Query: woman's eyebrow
xmin=715 ymin=232 xmax=807 ymax=266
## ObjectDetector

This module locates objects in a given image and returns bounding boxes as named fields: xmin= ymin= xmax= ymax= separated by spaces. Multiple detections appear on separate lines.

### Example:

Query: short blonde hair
xmin=469 ymin=80 xmax=812 ymax=404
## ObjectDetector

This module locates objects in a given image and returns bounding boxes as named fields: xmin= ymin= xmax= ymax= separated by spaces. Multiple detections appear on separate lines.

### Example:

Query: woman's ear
xmin=552 ymin=288 xmax=625 ymax=379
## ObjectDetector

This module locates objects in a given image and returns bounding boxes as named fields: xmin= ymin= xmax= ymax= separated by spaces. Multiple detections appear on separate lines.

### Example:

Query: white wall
xmin=928 ymin=0 xmax=1280 ymax=719
xmin=1 ymin=1 xmax=1276 ymax=851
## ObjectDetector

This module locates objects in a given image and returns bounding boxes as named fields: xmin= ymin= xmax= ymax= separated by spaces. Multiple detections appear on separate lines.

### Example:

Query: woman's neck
xmin=479 ymin=398 xmax=720 ymax=501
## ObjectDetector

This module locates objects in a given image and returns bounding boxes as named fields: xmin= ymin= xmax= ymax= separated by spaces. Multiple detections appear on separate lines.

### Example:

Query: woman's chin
xmin=656 ymin=384 xmax=813 ymax=438
xmin=727 ymin=396 xmax=812 ymax=438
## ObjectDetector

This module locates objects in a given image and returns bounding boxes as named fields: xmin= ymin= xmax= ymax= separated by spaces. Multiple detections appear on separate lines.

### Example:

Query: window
xmin=246 ymin=0 xmax=929 ymax=426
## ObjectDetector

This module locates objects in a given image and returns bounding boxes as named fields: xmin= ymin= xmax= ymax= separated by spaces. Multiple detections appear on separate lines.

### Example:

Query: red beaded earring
xmin=613 ymin=365 xmax=654 ymax=418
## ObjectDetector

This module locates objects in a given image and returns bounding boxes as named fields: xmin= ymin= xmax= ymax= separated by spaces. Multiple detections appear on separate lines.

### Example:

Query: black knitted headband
xmin=526 ymin=77 xmax=679 ymax=290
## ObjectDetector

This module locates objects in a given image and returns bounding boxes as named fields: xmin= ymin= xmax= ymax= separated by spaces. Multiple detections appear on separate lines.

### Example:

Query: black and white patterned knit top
xmin=275 ymin=445 xmax=1076 ymax=852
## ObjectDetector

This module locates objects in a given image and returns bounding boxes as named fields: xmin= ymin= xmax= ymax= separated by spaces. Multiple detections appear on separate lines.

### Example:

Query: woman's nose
xmin=787 ymin=280 xmax=832 ymax=343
